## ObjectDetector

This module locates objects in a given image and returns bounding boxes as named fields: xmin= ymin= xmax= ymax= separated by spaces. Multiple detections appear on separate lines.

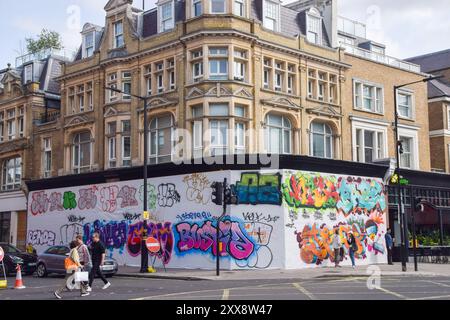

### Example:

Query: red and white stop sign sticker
xmin=0 ymin=246 xmax=4 ymax=263
xmin=146 ymin=237 xmax=161 ymax=253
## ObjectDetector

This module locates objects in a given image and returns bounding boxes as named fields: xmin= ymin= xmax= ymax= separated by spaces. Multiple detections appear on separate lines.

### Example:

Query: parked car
xmin=0 ymin=243 xmax=38 ymax=276
xmin=36 ymin=245 xmax=118 ymax=278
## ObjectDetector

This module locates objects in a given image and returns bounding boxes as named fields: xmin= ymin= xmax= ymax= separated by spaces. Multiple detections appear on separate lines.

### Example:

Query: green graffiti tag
xmin=63 ymin=191 xmax=77 ymax=210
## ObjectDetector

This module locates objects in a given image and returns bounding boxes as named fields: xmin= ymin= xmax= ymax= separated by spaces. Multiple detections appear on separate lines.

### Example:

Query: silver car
xmin=36 ymin=245 xmax=118 ymax=278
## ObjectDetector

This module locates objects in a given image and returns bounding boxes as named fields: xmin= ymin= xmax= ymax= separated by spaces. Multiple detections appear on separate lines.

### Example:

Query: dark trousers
xmin=387 ymin=247 xmax=393 ymax=264
xmin=89 ymin=262 xmax=108 ymax=287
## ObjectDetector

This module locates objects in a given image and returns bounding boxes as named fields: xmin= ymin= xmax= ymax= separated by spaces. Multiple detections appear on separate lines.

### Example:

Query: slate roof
xmin=406 ymin=49 xmax=450 ymax=73
xmin=76 ymin=0 xmax=334 ymax=59
xmin=428 ymin=79 xmax=450 ymax=99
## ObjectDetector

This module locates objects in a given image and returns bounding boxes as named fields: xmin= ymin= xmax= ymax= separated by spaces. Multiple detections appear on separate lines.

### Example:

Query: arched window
xmin=265 ymin=113 xmax=292 ymax=154
xmin=149 ymin=114 xmax=174 ymax=164
xmin=1 ymin=157 xmax=21 ymax=191
xmin=310 ymin=122 xmax=333 ymax=159
xmin=73 ymin=131 xmax=92 ymax=173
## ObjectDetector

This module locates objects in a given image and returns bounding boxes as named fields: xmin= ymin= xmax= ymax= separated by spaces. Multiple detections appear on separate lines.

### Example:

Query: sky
xmin=0 ymin=0 xmax=449 ymax=69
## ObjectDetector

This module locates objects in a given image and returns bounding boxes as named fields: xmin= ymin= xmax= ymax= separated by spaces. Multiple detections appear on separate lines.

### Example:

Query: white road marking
xmin=221 ymin=289 xmax=230 ymax=300
xmin=409 ymin=294 xmax=450 ymax=300
xmin=292 ymin=283 xmax=316 ymax=300
xmin=376 ymin=287 xmax=407 ymax=299
xmin=421 ymin=280 xmax=450 ymax=288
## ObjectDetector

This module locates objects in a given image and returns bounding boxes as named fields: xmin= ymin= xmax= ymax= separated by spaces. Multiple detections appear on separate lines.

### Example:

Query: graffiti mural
xmin=28 ymin=230 xmax=56 ymax=246
xmin=83 ymin=220 xmax=128 ymax=255
xmin=233 ymin=172 xmax=282 ymax=205
xmin=175 ymin=219 xmax=255 ymax=260
xmin=183 ymin=173 xmax=211 ymax=205
xmin=139 ymin=184 xmax=157 ymax=211
xmin=158 ymin=183 xmax=181 ymax=207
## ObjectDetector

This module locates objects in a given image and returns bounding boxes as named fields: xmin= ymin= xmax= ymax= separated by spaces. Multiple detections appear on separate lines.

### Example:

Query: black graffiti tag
xmin=158 ymin=184 xmax=181 ymax=207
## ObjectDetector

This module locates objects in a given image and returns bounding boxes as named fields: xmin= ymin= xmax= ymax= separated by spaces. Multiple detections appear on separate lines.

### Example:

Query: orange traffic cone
xmin=14 ymin=264 xmax=26 ymax=289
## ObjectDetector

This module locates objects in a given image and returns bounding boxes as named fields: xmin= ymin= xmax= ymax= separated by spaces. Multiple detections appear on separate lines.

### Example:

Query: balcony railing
xmin=15 ymin=48 xmax=75 ymax=67
xmin=338 ymin=16 xmax=367 ymax=38
xmin=38 ymin=110 xmax=60 ymax=124
xmin=340 ymin=43 xmax=421 ymax=73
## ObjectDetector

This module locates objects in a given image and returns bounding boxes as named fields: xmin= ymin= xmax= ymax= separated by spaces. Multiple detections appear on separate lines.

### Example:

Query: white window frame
xmin=263 ymin=0 xmax=280 ymax=32
xmin=24 ymin=64 xmax=33 ymax=83
xmin=306 ymin=8 xmax=322 ymax=45
xmin=159 ymin=0 xmax=175 ymax=33
xmin=122 ymin=71 xmax=132 ymax=100
xmin=447 ymin=105 xmax=450 ymax=130
xmin=192 ymin=61 xmax=203 ymax=82
xmin=209 ymin=59 xmax=228 ymax=80
xmin=82 ymin=31 xmax=95 ymax=59
xmin=310 ymin=122 xmax=333 ymax=159
xmin=192 ymin=0 xmax=202 ymax=17
xmin=149 ymin=115 xmax=174 ymax=164
xmin=233 ymin=60 xmax=245 ymax=81
xmin=396 ymin=89 xmax=415 ymax=120
xmin=265 ymin=113 xmax=292 ymax=154
xmin=398 ymin=126 xmax=419 ymax=169
xmin=1 ymin=157 xmax=21 ymax=191
xmin=210 ymin=0 xmax=226 ymax=14
xmin=233 ymin=0 xmax=245 ymax=17
xmin=351 ymin=117 xmax=389 ymax=163
xmin=353 ymin=79 xmax=384 ymax=114
xmin=72 ymin=132 xmax=92 ymax=174
xmin=43 ymin=138 xmax=52 ymax=178
xmin=113 ymin=21 xmax=124 ymax=49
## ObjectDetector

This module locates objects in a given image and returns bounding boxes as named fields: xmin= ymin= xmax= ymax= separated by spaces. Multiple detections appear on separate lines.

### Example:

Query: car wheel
xmin=36 ymin=263 xmax=48 ymax=278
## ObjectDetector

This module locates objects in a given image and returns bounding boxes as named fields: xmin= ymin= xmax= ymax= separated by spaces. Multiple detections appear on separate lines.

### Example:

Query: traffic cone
xmin=14 ymin=264 xmax=26 ymax=289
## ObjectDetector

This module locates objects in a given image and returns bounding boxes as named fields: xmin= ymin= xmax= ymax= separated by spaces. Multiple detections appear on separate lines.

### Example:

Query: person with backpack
xmin=76 ymin=235 xmax=92 ymax=292
xmin=347 ymin=232 xmax=358 ymax=268
xmin=88 ymin=232 xmax=111 ymax=290
xmin=54 ymin=241 xmax=90 ymax=299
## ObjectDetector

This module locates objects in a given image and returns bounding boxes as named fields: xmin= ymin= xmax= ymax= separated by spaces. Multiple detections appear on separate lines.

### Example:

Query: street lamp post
xmin=393 ymin=75 xmax=443 ymax=272
xmin=105 ymin=86 xmax=149 ymax=273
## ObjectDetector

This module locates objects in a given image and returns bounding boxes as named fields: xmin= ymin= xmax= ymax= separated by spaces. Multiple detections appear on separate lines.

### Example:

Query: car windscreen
xmin=45 ymin=246 xmax=60 ymax=254
xmin=2 ymin=244 xmax=20 ymax=254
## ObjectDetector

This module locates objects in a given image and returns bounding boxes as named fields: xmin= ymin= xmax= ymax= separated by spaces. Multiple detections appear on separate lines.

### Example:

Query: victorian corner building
xmin=0 ymin=0 xmax=449 ymax=267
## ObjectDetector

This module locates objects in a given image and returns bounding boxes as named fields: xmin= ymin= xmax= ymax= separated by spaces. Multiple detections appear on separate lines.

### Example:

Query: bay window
xmin=234 ymin=0 xmax=245 ymax=17
xmin=211 ymin=0 xmax=226 ymax=13
xmin=193 ymin=0 xmax=202 ymax=17
xmin=209 ymin=48 xmax=228 ymax=80
xmin=1 ymin=157 xmax=21 ymax=191
xmin=209 ymin=104 xmax=229 ymax=156
xmin=149 ymin=114 xmax=174 ymax=164
xmin=310 ymin=122 xmax=333 ymax=159
xmin=122 ymin=72 xmax=132 ymax=100
xmin=192 ymin=105 xmax=204 ymax=158
xmin=265 ymin=113 xmax=291 ymax=154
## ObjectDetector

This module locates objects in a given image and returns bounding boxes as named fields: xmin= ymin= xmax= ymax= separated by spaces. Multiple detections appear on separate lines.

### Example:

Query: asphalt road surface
xmin=1 ymin=274 xmax=450 ymax=300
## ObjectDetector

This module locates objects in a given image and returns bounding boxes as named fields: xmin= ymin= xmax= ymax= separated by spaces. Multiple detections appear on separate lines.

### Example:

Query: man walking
xmin=88 ymin=232 xmax=111 ymax=290
xmin=385 ymin=228 xmax=394 ymax=265
xmin=76 ymin=235 xmax=92 ymax=292
xmin=332 ymin=229 xmax=342 ymax=268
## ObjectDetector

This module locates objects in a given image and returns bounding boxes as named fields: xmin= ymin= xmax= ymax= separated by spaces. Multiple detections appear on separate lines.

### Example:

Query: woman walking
xmin=54 ymin=241 xmax=90 ymax=299
xmin=347 ymin=232 xmax=357 ymax=268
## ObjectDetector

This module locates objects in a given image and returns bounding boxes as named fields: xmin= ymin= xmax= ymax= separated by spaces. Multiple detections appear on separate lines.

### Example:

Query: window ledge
xmin=352 ymin=107 xmax=384 ymax=116
xmin=305 ymin=97 xmax=339 ymax=107
xmin=261 ymin=88 xmax=300 ymax=98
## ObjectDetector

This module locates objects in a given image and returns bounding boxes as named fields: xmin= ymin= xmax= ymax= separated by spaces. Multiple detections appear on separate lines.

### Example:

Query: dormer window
xmin=159 ymin=1 xmax=174 ymax=32
xmin=113 ymin=21 xmax=124 ymax=48
xmin=24 ymin=64 xmax=33 ymax=83
xmin=211 ymin=0 xmax=226 ymax=13
xmin=83 ymin=32 xmax=95 ymax=58
xmin=306 ymin=8 xmax=322 ymax=45
xmin=192 ymin=0 xmax=202 ymax=17
xmin=263 ymin=0 xmax=280 ymax=32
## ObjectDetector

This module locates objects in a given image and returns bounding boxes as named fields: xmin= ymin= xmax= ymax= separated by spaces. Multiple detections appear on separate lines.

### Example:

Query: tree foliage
xmin=25 ymin=29 xmax=63 ymax=54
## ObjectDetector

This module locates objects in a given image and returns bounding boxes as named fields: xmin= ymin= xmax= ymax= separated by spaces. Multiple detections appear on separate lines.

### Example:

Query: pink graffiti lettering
xmin=100 ymin=186 xmax=120 ymax=213
xmin=30 ymin=191 xmax=49 ymax=216
xmin=118 ymin=185 xmax=138 ymax=208
xmin=49 ymin=192 xmax=63 ymax=212
xmin=78 ymin=187 xmax=98 ymax=210
xmin=176 ymin=220 xmax=254 ymax=260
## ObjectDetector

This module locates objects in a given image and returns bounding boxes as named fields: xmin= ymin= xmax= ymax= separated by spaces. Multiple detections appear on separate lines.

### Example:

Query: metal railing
xmin=337 ymin=16 xmax=367 ymax=38
xmin=340 ymin=43 xmax=421 ymax=73
xmin=38 ymin=110 xmax=60 ymax=124
xmin=15 ymin=48 xmax=75 ymax=67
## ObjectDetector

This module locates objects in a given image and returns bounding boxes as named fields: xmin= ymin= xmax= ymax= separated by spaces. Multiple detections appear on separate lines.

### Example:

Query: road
xmin=1 ymin=274 xmax=450 ymax=300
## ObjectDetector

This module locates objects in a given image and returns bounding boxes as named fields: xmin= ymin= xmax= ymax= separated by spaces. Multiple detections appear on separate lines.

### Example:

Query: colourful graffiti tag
xmin=175 ymin=219 xmax=255 ymax=260
xmin=233 ymin=172 xmax=282 ymax=205
xmin=296 ymin=222 xmax=367 ymax=265
xmin=83 ymin=220 xmax=128 ymax=255
xmin=282 ymin=174 xmax=386 ymax=216
xmin=127 ymin=221 xmax=174 ymax=264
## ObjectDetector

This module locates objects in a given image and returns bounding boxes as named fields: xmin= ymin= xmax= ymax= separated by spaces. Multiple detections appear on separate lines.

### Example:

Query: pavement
xmin=115 ymin=262 xmax=450 ymax=281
